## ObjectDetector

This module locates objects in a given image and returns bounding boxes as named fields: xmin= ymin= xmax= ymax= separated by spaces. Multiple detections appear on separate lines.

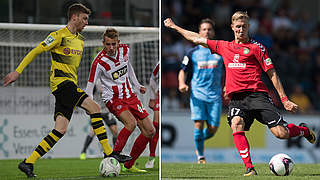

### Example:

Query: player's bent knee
xmin=90 ymin=102 xmax=101 ymax=113
xmin=144 ymin=127 xmax=155 ymax=138
xmin=82 ymin=97 xmax=101 ymax=114
xmin=274 ymin=130 xmax=289 ymax=139
xmin=208 ymin=126 xmax=218 ymax=134
xmin=271 ymin=125 xmax=289 ymax=139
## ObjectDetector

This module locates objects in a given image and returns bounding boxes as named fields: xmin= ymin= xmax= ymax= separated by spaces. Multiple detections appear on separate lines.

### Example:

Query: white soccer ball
xmin=269 ymin=153 xmax=294 ymax=176
xmin=99 ymin=157 xmax=121 ymax=177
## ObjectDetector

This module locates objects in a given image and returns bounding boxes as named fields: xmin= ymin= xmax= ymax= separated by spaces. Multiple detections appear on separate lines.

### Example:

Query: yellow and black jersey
xmin=16 ymin=27 xmax=85 ymax=92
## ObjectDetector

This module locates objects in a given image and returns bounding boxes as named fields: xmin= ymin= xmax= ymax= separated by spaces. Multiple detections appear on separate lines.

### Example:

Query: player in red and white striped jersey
xmin=86 ymin=28 xmax=155 ymax=173
xmin=145 ymin=62 xmax=159 ymax=168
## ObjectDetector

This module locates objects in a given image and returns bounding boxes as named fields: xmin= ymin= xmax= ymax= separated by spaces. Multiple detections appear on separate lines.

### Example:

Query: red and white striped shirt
xmin=149 ymin=62 xmax=159 ymax=99
xmin=86 ymin=44 xmax=141 ymax=103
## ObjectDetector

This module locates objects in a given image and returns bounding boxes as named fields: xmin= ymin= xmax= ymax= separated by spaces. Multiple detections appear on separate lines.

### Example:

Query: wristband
xmin=281 ymin=96 xmax=288 ymax=103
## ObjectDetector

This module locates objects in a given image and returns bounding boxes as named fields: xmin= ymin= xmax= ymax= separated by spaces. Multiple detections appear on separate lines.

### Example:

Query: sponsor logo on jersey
xmin=63 ymin=48 xmax=82 ymax=55
xmin=228 ymin=63 xmax=246 ymax=68
xmin=182 ymin=56 xmax=189 ymax=65
xmin=64 ymin=48 xmax=70 ymax=55
xmin=228 ymin=53 xmax=246 ymax=68
xmin=264 ymin=58 xmax=273 ymax=65
xmin=197 ymin=60 xmax=218 ymax=69
xmin=233 ymin=54 xmax=240 ymax=63
xmin=243 ymin=48 xmax=250 ymax=54
xmin=112 ymin=65 xmax=127 ymax=80
xmin=44 ymin=35 xmax=55 ymax=46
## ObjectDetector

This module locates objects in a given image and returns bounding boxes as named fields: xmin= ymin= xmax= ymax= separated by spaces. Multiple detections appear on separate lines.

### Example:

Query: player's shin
xmin=287 ymin=123 xmax=310 ymax=137
xmin=232 ymin=131 xmax=254 ymax=169
xmin=26 ymin=129 xmax=64 ymax=164
xmin=90 ymin=113 xmax=113 ymax=155
xmin=149 ymin=121 xmax=159 ymax=157
xmin=114 ymin=127 xmax=132 ymax=153
xmin=124 ymin=133 xmax=150 ymax=169
xmin=194 ymin=128 xmax=204 ymax=158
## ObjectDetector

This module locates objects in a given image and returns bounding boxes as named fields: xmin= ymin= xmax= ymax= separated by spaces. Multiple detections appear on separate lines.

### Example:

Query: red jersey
xmin=207 ymin=39 xmax=274 ymax=97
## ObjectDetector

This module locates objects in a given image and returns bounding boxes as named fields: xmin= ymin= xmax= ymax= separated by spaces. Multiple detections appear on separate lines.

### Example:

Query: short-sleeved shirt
xmin=181 ymin=45 xmax=223 ymax=102
xmin=207 ymin=39 xmax=274 ymax=97
xmin=40 ymin=27 xmax=85 ymax=92
xmin=87 ymin=45 xmax=136 ymax=103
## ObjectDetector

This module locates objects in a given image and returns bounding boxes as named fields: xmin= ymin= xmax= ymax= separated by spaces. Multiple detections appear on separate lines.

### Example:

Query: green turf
xmin=0 ymin=157 xmax=158 ymax=180
xmin=162 ymin=162 xmax=320 ymax=180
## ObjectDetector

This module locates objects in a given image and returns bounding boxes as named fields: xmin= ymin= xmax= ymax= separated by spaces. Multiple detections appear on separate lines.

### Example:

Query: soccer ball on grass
xmin=99 ymin=157 xmax=121 ymax=177
xmin=269 ymin=153 xmax=294 ymax=176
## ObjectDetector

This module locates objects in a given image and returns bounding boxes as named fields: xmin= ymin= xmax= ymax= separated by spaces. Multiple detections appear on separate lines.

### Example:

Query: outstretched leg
xmin=19 ymin=116 xmax=67 ymax=178
xmin=270 ymin=123 xmax=316 ymax=143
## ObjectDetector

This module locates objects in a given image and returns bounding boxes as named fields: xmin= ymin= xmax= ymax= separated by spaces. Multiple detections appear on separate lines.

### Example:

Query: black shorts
xmin=52 ymin=80 xmax=88 ymax=121
xmin=101 ymin=112 xmax=117 ymax=126
xmin=227 ymin=92 xmax=287 ymax=131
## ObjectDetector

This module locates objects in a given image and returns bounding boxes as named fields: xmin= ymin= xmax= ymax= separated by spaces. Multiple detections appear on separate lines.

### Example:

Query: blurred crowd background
xmin=161 ymin=0 xmax=320 ymax=114
xmin=0 ymin=0 xmax=158 ymax=26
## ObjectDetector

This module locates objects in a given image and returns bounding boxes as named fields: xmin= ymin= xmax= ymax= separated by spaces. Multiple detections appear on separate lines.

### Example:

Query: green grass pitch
xmin=0 ymin=157 xmax=158 ymax=180
xmin=162 ymin=162 xmax=320 ymax=180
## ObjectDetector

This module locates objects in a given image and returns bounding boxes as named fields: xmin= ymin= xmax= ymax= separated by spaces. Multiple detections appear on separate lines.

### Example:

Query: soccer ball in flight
xmin=269 ymin=153 xmax=294 ymax=176
xmin=99 ymin=157 xmax=121 ymax=177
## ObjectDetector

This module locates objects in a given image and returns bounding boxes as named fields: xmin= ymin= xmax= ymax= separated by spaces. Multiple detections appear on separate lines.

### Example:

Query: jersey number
xmin=230 ymin=108 xmax=241 ymax=116
xmin=137 ymin=104 xmax=145 ymax=113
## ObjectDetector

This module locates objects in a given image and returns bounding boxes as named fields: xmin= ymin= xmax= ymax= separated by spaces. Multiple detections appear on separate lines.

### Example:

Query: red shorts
xmin=106 ymin=96 xmax=149 ymax=120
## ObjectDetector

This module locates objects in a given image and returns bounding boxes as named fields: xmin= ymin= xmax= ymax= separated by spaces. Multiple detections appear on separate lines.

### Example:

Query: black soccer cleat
xmin=243 ymin=167 xmax=257 ymax=176
xmin=299 ymin=123 xmax=316 ymax=144
xmin=18 ymin=159 xmax=36 ymax=178
xmin=104 ymin=151 xmax=132 ymax=163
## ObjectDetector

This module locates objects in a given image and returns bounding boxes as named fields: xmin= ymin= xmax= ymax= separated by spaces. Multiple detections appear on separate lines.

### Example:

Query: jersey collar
xmin=102 ymin=48 xmax=120 ymax=66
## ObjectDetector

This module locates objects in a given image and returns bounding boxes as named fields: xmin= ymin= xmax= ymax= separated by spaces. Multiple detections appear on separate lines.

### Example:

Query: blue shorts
xmin=190 ymin=96 xmax=222 ymax=127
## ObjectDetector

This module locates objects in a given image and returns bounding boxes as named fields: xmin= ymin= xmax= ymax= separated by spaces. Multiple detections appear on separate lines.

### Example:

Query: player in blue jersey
xmin=178 ymin=18 xmax=223 ymax=164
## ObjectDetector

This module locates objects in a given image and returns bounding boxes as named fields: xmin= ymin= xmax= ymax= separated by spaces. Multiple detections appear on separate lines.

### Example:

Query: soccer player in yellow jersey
xmin=3 ymin=3 xmax=131 ymax=178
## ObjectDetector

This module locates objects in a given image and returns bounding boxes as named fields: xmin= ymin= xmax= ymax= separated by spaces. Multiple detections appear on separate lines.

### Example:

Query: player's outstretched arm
xmin=267 ymin=69 xmax=299 ymax=113
xmin=3 ymin=45 xmax=44 ymax=87
xmin=164 ymin=18 xmax=208 ymax=47
xmin=3 ymin=71 xmax=20 ymax=87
